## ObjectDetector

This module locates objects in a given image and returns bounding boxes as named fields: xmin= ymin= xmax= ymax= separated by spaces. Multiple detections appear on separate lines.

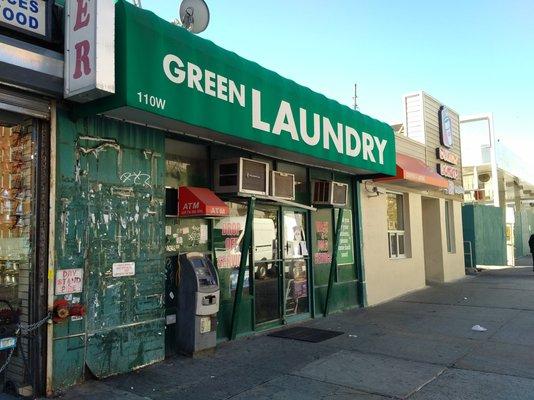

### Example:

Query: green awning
xmin=82 ymin=0 xmax=396 ymax=176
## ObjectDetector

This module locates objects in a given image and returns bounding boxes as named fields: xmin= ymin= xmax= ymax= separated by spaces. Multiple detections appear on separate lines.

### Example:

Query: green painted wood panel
xmin=53 ymin=111 xmax=166 ymax=389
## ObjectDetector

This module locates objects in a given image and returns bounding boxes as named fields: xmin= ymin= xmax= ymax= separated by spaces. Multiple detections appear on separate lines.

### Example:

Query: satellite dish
xmin=179 ymin=0 xmax=210 ymax=34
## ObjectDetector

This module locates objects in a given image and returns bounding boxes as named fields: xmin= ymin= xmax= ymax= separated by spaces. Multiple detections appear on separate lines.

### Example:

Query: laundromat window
xmin=165 ymin=139 xmax=209 ymax=188
xmin=212 ymin=202 xmax=251 ymax=301
xmin=0 ymin=123 xmax=35 ymax=387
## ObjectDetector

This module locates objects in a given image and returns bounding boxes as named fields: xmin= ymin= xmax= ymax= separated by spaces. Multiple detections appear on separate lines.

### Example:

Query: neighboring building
xmin=460 ymin=114 xmax=534 ymax=266
xmin=0 ymin=1 xmax=400 ymax=396
xmin=360 ymin=91 xmax=465 ymax=306
xmin=0 ymin=1 xmax=63 ymax=396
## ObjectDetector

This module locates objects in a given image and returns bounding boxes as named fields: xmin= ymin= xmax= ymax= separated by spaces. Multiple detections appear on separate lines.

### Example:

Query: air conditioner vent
xmin=312 ymin=180 xmax=348 ymax=207
xmin=271 ymin=171 xmax=295 ymax=200
xmin=214 ymin=158 xmax=269 ymax=195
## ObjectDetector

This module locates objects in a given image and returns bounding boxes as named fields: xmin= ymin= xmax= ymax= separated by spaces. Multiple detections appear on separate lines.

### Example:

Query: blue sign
xmin=0 ymin=0 xmax=51 ymax=39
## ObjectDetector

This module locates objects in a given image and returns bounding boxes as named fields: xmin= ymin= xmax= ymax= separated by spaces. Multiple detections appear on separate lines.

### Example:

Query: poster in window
xmin=313 ymin=212 xmax=332 ymax=265
xmin=336 ymin=210 xmax=355 ymax=265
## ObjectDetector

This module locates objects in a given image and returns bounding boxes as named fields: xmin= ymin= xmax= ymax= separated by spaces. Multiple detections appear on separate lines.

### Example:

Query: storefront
xmin=360 ymin=91 xmax=465 ymax=306
xmin=0 ymin=0 xmax=63 ymax=396
xmin=48 ymin=0 xmax=396 ymax=394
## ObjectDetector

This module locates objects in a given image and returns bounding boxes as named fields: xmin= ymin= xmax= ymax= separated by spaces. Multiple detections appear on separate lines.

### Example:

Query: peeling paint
xmin=53 ymin=115 xmax=166 ymax=389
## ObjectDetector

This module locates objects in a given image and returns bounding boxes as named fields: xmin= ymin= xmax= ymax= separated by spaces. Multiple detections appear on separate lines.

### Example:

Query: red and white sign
xmin=436 ymin=147 xmax=459 ymax=165
xmin=437 ymin=163 xmax=460 ymax=180
xmin=55 ymin=268 xmax=84 ymax=295
xmin=64 ymin=0 xmax=115 ymax=102
xmin=112 ymin=262 xmax=135 ymax=277
xmin=178 ymin=187 xmax=230 ymax=217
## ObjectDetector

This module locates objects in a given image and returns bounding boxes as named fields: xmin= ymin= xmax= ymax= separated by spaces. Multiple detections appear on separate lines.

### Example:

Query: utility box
xmin=177 ymin=252 xmax=220 ymax=356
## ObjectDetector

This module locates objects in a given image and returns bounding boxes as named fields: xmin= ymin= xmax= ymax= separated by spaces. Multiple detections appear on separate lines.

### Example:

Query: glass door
xmin=253 ymin=206 xmax=281 ymax=324
xmin=282 ymin=210 xmax=310 ymax=319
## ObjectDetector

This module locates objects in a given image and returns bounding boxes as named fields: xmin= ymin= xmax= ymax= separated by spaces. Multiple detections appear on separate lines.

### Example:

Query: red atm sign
xmin=178 ymin=187 xmax=229 ymax=218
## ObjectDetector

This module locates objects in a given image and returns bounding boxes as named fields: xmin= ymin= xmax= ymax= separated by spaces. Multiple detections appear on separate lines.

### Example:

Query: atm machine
xmin=177 ymin=252 xmax=220 ymax=356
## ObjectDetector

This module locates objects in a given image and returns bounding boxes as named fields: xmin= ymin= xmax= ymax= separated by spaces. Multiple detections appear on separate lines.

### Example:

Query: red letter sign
xmin=73 ymin=0 xmax=90 ymax=31
xmin=73 ymin=40 xmax=91 ymax=79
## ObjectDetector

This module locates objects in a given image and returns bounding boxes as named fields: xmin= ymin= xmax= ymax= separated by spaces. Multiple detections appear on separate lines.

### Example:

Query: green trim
xmin=353 ymin=180 xmax=367 ymax=307
xmin=324 ymin=208 xmax=344 ymax=316
xmin=230 ymin=196 xmax=255 ymax=340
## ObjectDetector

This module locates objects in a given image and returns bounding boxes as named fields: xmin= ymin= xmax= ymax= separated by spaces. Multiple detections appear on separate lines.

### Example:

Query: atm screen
xmin=191 ymin=258 xmax=216 ymax=286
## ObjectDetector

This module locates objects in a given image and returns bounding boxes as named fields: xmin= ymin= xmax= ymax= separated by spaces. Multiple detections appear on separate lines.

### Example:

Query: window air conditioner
xmin=312 ymin=180 xmax=348 ymax=207
xmin=214 ymin=157 xmax=269 ymax=195
xmin=271 ymin=171 xmax=295 ymax=200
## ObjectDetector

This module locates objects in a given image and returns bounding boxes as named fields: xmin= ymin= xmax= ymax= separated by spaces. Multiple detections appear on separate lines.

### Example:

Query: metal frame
xmin=464 ymin=241 xmax=474 ymax=269
xmin=353 ymin=180 xmax=367 ymax=307
xmin=280 ymin=206 xmax=311 ymax=324
xmin=30 ymin=117 xmax=50 ymax=395
xmin=460 ymin=113 xmax=499 ymax=208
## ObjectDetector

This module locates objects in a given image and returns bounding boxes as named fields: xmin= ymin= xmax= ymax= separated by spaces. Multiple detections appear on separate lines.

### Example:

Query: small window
xmin=445 ymin=200 xmax=456 ymax=253
xmin=387 ymin=193 xmax=406 ymax=258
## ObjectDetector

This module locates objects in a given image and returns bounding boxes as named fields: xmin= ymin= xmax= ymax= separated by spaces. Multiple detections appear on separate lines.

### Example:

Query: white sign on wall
xmin=55 ymin=268 xmax=84 ymax=295
xmin=112 ymin=262 xmax=136 ymax=277
xmin=64 ymin=0 xmax=115 ymax=102
xmin=0 ymin=0 xmax=48 ymax=37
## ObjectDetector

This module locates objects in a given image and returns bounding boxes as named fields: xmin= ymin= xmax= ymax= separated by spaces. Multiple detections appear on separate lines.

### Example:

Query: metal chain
xmin=0 ymin=327 xmax=20 ymax=375
xmin=0 ymin=313 xmax=51 ymax=374
xmin=18 ymin=312 xmax=51 ymax=334
xmin=0 ymin=347 xmax=15 ymax=374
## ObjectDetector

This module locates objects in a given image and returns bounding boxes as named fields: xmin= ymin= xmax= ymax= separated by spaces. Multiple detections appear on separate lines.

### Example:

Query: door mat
xmin=268 ymin=327 xmax=343 ymax=343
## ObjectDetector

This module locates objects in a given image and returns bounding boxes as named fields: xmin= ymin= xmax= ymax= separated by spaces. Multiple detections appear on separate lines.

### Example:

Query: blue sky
xmin=141 ymin=0 xmax=533 ymax=164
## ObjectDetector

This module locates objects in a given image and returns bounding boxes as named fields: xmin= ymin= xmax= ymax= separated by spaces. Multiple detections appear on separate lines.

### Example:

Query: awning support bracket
xmin=324 ymin=207 xmax=344 ymax=317
xmin=229 ymin=196 xmax=255 ymax=340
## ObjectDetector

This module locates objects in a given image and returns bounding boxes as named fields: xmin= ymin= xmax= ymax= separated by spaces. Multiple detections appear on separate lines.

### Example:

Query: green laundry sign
xmin=89 ymin=1 xmax=396 ymax=175
xmin=336 ymin=210 xmax=355 ymax=265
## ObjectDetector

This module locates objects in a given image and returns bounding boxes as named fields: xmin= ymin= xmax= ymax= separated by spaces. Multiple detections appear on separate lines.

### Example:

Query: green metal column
xmin=324 ymin=208 xmax=344 ymax=317
xmin=230 ymin=196 xmax=255 ymax=340
xmin=353 ymin=180 xmax=367 ymax=307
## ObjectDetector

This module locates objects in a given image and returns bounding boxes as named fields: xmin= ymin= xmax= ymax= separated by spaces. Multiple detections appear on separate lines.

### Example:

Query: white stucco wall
xmin=361 ymin=185 xmax=465 ymax=306
xmin=441 ymin=199 xmax=466 ymax=281
xmin=361 ymin=189 xmax=426 ymax=306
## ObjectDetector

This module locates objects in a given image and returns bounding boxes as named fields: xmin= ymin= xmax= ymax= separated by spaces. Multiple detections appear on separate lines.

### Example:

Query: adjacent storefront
xmin=0 ymin=1 xmax=63 ymax=396
xmin=49 ymin=0 xmax=396 ymax=394
xmin=360 ymin=91 xmax=465 ymax=306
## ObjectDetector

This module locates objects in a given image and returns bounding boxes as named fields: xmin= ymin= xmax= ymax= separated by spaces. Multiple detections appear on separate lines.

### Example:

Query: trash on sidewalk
xmin=471 ymin=325 xmax=488 ymax=332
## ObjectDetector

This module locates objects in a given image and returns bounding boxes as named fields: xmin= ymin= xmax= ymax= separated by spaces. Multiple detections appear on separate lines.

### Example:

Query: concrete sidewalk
xmin=54 ymin=264 xmax=534 ymax=400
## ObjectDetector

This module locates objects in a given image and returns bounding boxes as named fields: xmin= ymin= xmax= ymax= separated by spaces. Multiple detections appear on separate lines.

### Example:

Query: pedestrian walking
xmin=530 ymin=233 xmax=534 ymax=271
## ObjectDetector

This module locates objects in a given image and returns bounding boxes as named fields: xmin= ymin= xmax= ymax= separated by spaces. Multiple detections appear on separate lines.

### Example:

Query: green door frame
xmin=280 ymin=207 xmax=312 ymax=325
xmin=353 ymin=179 xmax=367 ymax=307
xmin=230 ymin=196 xmax=255 ymax=340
